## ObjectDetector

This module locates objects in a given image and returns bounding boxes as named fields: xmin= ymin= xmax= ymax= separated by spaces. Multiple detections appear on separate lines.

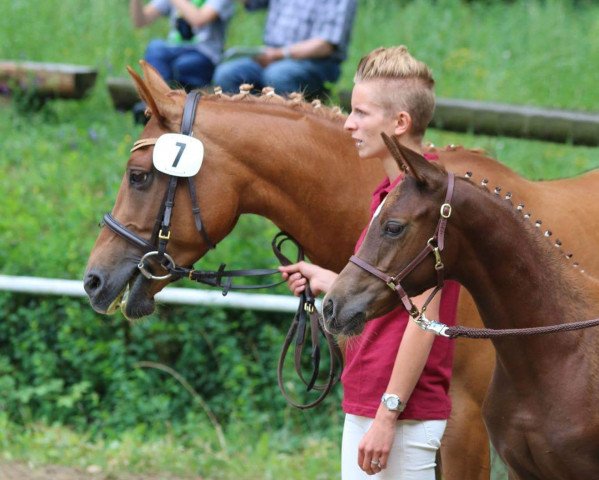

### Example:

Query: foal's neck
xmin=453 ymin=180 xmax=598 ymax=336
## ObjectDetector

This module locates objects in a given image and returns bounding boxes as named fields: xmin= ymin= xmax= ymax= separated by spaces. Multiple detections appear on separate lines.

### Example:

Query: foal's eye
xmin=129 ymin=170 xmax=152 ymax=189
xmin=384 ymin=221 xmax=405 ymax=237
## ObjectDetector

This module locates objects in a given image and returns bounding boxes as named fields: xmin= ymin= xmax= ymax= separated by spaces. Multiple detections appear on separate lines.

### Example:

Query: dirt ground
xmin=0 ymin=461 xmax=203 ymax=480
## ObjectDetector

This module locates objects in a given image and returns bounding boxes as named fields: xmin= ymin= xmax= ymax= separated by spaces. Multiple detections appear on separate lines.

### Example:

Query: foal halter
xmin=348 ymin=172 xmax=599 ymax=340
xmin=349 ymin=173 xmax=455 ymax=335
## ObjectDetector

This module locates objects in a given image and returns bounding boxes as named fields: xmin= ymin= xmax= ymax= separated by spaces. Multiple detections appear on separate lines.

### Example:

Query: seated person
xmin=213 ymin=0 xmax=357 ymax=98
xmin=130 ymin=0 xmax=235 ymax=90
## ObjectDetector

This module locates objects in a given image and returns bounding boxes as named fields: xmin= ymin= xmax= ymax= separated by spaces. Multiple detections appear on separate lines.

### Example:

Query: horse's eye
xmin=384 ymin=221 xmax=405 ymax=237
xmin=129 ymin=170 xmax=152 ymax=189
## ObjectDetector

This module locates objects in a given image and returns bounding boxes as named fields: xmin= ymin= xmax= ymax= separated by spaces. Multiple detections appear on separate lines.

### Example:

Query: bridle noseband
xmin=349 ymin=173 xmax=455 ymax=334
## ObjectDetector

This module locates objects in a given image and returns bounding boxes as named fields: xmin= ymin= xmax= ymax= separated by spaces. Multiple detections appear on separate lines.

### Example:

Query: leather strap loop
xmin=272 ymin=231 xmax=343 ymax=409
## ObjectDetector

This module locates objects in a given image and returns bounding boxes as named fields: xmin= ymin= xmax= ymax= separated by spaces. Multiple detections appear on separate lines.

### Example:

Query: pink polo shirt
xmin=341 ymin=155 xmax=460 ymax=420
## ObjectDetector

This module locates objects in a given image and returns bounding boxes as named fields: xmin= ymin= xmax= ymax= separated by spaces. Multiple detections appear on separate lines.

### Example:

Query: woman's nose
xmin=344 ymin=114 xmax=356 ymax=131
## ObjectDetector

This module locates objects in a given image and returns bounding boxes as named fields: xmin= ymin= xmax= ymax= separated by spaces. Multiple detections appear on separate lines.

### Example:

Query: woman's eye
xmin=129 ymin=170 xmax=151 ymax=188
xmin=384 ymin=221 xmax=405 ymax=237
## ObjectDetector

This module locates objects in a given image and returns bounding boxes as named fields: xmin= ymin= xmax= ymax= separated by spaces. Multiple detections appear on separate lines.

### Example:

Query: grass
xmin=0 ymin=0 xmax=598 ymax=478
xmin=0 ymin=413 xmax=341 ymax=479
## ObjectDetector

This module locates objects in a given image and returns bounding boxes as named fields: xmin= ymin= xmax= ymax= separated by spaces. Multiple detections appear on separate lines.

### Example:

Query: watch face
xmin=386 ymin=396 xmax=399 ymax=409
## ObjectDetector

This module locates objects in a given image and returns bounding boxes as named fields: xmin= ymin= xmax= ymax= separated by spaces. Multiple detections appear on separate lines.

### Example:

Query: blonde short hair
xmin=354 ymin=46 xmax=435 ymax=138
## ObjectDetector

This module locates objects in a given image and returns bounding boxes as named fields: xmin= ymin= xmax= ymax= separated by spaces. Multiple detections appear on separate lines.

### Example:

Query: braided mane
xmin=458 ymin=170 xmax=585 ymax=273
xmin=184 ymin=84 xmax=347 ymax=123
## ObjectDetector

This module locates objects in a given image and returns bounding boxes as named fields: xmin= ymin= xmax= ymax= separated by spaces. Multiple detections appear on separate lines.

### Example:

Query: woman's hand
xmin=358 ymin=410 xmax=398 ymax=475
xmin=279 ymin=261 xmax=337 ymax=296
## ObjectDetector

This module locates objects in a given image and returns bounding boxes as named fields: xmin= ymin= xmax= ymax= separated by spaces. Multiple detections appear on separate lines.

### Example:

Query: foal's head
xmin=323 ymin=134 xmax=458 ymax=336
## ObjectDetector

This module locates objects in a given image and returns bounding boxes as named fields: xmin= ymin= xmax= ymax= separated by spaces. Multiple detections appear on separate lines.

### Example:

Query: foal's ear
xmin=381 ymin=133 xmax=439 ymax=184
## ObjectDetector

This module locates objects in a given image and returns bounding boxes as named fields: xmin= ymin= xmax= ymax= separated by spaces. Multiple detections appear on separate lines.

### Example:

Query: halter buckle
xmin=158 ymin=229 xmax=171 ymax=241
xmin=386 ymin=280 xmax=397 ymax=291
xmin=440 ymin=203 xmax=452 ymax=219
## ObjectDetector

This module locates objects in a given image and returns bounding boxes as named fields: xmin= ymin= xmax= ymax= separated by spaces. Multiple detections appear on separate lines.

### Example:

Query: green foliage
xmin=0 ymin=292 xmax=341 ymax=436
xmin=0 ymin=0 xmax=598 ymax=477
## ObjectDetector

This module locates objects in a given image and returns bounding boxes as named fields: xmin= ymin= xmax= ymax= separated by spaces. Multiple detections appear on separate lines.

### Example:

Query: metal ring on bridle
xmin=440 ymin=202 xmax=452 ymax=218
xmin=138 ymin=251 xmax=176 ymax=280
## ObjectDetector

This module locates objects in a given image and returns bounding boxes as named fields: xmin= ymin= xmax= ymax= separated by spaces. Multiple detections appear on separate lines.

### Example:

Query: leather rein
xmin=348 ymin=172 xmax=599 ymax=340
xmin=101 ymin=90 xmax=342 ymax=408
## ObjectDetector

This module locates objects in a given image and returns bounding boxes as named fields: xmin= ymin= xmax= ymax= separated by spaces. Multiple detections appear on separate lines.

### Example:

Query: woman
xmin=280 ymin=46 xmax=460 ymax=479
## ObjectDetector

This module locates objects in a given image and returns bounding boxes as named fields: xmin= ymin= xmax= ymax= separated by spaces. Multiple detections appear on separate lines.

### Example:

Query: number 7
xmin=173 ymin=142 xmax=187 ymax=168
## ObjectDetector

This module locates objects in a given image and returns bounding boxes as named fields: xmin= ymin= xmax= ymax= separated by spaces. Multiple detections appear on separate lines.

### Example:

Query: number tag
xmin=153 ymin=133 xmax=204 ymax=177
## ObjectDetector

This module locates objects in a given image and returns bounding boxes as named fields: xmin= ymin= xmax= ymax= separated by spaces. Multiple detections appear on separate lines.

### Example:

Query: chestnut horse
xmin=323 ymin=137 xmax=599 ymax=479
xmin=84 ymin=61 xmax=599 ymax=480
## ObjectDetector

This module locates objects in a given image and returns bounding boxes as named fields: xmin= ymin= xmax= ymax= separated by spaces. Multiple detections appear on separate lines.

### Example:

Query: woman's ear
xmin=394 ymin=111 xmax=412 ymax=136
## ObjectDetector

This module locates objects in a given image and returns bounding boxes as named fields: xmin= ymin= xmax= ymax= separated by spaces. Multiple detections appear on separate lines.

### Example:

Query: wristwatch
xmin=381 ymin=393 xmax=405 ymax=412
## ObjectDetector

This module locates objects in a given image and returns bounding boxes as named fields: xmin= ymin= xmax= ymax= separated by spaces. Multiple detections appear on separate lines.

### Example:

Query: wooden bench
xmin=0 ymin=61 xmax=97 ymax=100
xmin=108 ymin=78 xmax=599 ymax=146
xmin=107 ymin=76 xmax=140 ymax=111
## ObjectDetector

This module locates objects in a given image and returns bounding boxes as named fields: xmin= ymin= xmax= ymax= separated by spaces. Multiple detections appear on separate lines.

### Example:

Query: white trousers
xmin=341 ymin=414 xmax=446 ymax=480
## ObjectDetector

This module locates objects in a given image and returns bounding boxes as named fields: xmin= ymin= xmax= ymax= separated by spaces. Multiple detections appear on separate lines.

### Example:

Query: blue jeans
xmin=213 ymin=56 xmax=341 ymax=97
xmin=144 ymin=39 xmax=215 ymax=90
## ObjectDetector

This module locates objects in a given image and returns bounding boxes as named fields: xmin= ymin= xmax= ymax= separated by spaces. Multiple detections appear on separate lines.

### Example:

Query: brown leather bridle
xmin=100 ymin=90 xmax=342 ymax=408
xmin=102 ymin=90 xmax=285 ymax=292
xmin=348 ymin=172 xmax=455 ymax=333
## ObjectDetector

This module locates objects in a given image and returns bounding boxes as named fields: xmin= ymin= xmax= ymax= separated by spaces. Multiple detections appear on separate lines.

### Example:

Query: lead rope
xmin=272 ymin=232 xmax=343 ymax=409
xmin=442 ymin=317 xmax=599 ymax=339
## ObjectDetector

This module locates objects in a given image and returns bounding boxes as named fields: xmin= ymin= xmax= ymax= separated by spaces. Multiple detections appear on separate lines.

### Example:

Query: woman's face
xmin=344 ymin=81 xmax=397 ymax=160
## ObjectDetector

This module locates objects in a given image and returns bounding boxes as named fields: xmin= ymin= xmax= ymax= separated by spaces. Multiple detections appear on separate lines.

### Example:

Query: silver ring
xmin=138 ymin=251 xmax=175 ymax=280
xmin=371 ymin=459 xmax=380 ymax=466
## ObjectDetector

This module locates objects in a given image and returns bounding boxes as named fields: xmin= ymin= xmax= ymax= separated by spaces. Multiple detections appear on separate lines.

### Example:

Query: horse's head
xmin=323 ymin=134 xmax=458 ymax=336
xmin=84 ymin=61 xmax=238 ymax=319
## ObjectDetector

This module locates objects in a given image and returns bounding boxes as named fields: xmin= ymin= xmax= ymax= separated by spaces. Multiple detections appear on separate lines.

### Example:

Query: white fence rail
xmin=0 ymin=275 xmax=312 ymax=313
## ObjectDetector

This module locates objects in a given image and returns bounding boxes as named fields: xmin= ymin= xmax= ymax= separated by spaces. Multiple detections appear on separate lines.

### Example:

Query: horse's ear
xmin=381 ymin=133 xmax=410 ymax=174
xmin=139 ymin=59 xmax=171 ymax=94
xmin=127 ymin=60 xmax=183 ymax=128
xmin=381 ymin=133 xmax=439 ymax=184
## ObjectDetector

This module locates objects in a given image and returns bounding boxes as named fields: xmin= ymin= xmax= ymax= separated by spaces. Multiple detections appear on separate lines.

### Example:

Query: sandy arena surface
xmin=0 ymin=461 xmax=203 ymax=480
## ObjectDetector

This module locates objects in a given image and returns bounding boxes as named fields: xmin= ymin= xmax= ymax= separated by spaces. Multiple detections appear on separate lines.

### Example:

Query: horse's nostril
xmin=84 ymin=272 xmax=102 ymax=294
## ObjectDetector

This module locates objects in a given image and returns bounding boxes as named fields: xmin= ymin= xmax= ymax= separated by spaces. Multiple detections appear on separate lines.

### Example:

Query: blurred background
xmin=0 ymin=0 xmax=598 ymax=478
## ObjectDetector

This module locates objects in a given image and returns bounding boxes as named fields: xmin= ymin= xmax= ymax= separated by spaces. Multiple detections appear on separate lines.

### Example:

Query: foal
xmin=323 ymin=135 xmax=599 ymax=479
